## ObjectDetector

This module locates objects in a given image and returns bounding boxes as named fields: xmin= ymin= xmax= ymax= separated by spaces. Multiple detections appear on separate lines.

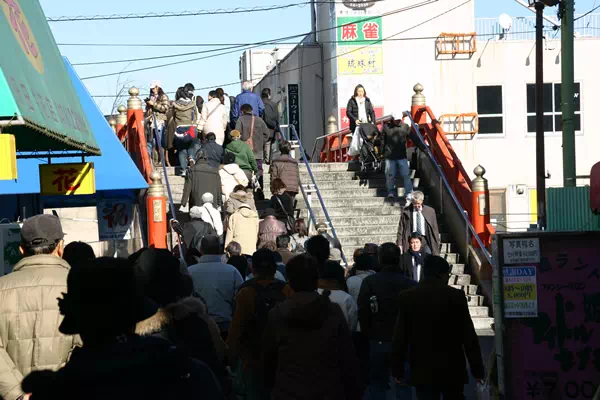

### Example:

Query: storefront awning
xmin=0 ymin=58 xmax=147 ymax=196
xmin=0 ymin=0 xmax=100 ymax=155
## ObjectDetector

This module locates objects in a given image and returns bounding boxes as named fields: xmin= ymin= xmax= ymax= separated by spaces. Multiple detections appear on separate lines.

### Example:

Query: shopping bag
xmin=348 ymin=127 xmax=363 ymax=156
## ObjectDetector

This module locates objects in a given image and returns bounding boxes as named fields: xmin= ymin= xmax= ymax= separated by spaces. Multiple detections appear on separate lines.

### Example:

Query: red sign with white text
xmin=339 ymin=106 xmax=384 ymax=130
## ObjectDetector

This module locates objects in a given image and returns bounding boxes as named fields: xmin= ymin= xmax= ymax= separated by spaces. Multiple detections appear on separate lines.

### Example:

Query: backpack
xmin=238 ymin=279 xmax=287 ymax=356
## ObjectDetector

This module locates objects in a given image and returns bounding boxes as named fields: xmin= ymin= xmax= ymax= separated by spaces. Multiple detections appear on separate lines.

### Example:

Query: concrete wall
xmin=253 ymin=44 xmax=324 ymax=155
xmin=447 ymin=37 xmax=600 ymax=231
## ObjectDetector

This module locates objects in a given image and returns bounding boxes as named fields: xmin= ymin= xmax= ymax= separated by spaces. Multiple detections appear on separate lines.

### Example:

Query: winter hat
xmin=150 ymin=80 xmax=161 ymax=89
xmin=189 ymin=206 xmax=203 ymax=220
xmin=202 ymin=192 xmax=214 ymax=204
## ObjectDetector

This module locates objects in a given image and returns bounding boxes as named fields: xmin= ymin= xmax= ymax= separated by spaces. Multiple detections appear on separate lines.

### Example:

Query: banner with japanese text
xmin=337 ymin=47 xmax=383 ymax=75
xmin=494 ymin=232 xmax=600 ymax=399
xmin=97 ymin=198 xmax=134 ymax=241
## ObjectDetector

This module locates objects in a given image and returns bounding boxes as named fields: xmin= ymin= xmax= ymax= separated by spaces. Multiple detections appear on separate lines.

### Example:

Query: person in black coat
xmin=357 ymin=243 xmax=417 ymax=399
xmin=392 ymin=256 xmax=485 ymax=399
xmin=261 ymin=88 xmax=280 ymax=164
xmin=346 ymin=84 xmax=376 ymax=133
xmin=400 ymin=232 xmax=427 ymax=282
xmin=270 ymin=178 xmax=294 ymax=226
xmin=181 ymin=149 xmax=223 ymax=210
xmin=201 ymin=132 xmax=224 ymax=168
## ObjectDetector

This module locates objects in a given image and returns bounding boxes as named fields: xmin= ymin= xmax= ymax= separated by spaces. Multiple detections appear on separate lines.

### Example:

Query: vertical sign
xmin=97 ymin=198 xmax=134 ymax=241
xmin=503 ymin=266 xmax=538 ymax=318
xmin=287 ymin=84 xmax=300 ymax=139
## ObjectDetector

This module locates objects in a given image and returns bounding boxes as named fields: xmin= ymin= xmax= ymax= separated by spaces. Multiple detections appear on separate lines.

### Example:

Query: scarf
xmin=409 ymin=249 xmax=425 ymax=269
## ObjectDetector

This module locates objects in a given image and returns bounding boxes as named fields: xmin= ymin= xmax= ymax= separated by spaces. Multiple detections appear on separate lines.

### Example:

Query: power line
xmin=47 ymin=1 xmax=385 ymax=22
xmin=91 ymin=0 xmax=470 ymax=98
xmin=81 ymin=0 xmax=437 ymax=80
xmin=575 ymin=3 xmax=600 ymax=21
xmin=74 ymin=31 xmax=539 ymax=67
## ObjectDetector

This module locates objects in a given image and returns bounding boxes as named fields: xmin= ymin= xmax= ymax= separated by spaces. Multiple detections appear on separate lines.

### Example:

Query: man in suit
xmin=391 ymin=256 xmax=484 ymax=400
xmin=397 ymin=191 xmax=440 ymax=255
xmin=400 ymin=232 xmax=426 ymax=282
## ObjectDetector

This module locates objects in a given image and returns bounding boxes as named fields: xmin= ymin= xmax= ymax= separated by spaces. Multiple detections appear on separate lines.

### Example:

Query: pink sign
xmin=501 ymin=233 xmax=600 ymax=399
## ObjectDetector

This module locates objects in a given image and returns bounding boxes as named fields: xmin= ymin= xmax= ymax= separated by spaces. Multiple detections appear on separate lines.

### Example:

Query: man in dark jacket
xmin=270 ymin=140 xmax=300 ymax=197
xmin=235 ymin=103 xmax=270 ymax=186
xmin=262 ymin=254 xmax=363 ymax=400
xmin=358 ymin=243 xmax=417 ymax=400
xmin=227 ymin=249 xmax=293 ymax=399
xmin=231 ymin=81 xmax=264 ymax=127
xmin=392 ymin=256 xmax=485 ymax=399
xmin=382 ymin=112 xmax=422 ymax=200
xmin=201 ymin=132 xmax=224 ymax=168
xmin=261 ymin=88 xmax=280 ymax=163
xmin=181 ymin=150 xmax=223 ymax=210
xmin=23 ymin=257 xmax=222 ymax=400
xmin=397 ymin=191 xmax=440 ymax=255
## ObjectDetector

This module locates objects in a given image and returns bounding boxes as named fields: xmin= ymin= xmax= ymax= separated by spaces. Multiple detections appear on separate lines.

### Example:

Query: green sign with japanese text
xmin=0 ymin=0 xmax=100 ymax=155
xmin=336 ymin=16 xmax=383 ymax=46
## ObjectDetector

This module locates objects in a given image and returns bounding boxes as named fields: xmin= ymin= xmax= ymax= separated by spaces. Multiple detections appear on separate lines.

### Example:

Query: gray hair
xmin=241 ymin=81 xmax=252 ymax=91
xmin=411 ymin=191 xmax=425 ymax=202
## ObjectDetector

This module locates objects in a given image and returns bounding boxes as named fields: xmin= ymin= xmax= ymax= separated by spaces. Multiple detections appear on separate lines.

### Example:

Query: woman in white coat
xmin=219 ymin=151 xmax=249 ymax=202
xmin=198 ymin=90 xmax=227 ymax=145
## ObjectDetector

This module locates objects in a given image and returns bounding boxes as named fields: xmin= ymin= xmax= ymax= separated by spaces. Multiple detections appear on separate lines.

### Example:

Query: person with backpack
xmin=227 ymin=249 xmax=293 ymax=399
xmin=357 ymin=243 xmax=417 ymax=400
xmin=171 ymin=86 xmax=201 ymax=176
xmin=235 ymin=103 xmax=270 ymax=187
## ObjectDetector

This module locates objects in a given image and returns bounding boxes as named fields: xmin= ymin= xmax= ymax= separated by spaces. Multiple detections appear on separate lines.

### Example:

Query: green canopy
xmin=0 ymin=0 xmax=100 ymax=155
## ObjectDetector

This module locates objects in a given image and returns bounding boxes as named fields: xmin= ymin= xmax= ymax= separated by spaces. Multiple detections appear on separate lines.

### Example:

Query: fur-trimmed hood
xmin=135 ymin=296 xmax=207 ymax=336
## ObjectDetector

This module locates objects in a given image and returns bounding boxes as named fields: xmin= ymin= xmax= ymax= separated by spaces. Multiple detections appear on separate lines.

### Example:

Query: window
xmin=476 ymin=86 xmax=503 ymax=135
xmin=526 ymin=82 xmax=581 ymax=134
xmin=489 ymin=189 xmax=507 ymax=232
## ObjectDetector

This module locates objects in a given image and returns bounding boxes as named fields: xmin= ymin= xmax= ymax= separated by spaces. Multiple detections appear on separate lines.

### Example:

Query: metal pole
xmin=561 ymin=0 xmax=576 ymax=187
xmin=310 ymin=0 xmax=317 ymax=43
xmin=535 ymin=2 xmax=547 ymax=230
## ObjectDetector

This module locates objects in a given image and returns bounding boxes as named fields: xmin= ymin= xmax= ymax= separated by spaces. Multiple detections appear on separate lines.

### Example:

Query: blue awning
xmin=0 ymin=58 xmax=147 ymax=195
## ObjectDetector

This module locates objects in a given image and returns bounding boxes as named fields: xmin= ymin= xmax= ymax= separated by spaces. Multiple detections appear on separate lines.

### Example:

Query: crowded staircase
xmin=161 ymin=159 xmax=493 ymax=334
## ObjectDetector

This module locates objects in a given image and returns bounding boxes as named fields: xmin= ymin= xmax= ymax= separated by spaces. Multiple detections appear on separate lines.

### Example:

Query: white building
xmin=239 ymin=46 xmax=295 ymax=87
xmin=250 ymin=0 xmax=600 ymax=232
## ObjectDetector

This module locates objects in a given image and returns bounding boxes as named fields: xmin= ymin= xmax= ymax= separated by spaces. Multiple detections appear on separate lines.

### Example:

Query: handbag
xmin=348 ymin=126 xmax=364 ymax=156
xmin=274 ymin=195 xmax=295 ymax=233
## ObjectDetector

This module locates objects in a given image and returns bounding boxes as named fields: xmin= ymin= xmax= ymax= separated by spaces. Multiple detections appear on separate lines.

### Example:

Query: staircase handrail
xmin=406 ymin=112 xmax=492 ymax=264
xmin=289 ymin=125 xmax=348 ymax=266
xmin=311 ymin=115 xmax=395 ymax=162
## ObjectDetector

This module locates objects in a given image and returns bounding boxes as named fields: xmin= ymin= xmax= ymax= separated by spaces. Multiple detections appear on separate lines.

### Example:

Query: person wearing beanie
xmin=192 ymin=192 xmax=224 ymax=237
xmin=225 ymin=129 xmax=258 ymax=182
xmin=0 ymin=214 xmax=76 ymax=400
xmin=23 ymin=257 xmax=223 ymax=400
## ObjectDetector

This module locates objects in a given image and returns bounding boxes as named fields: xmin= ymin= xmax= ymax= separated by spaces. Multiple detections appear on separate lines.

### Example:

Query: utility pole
xmin=311 ymin=0 xmax=317 ymax=43
xmin=535 ymin=1 xmax=547 ymax=230
xmin=561 ymin=0 xmax=576 ymax=187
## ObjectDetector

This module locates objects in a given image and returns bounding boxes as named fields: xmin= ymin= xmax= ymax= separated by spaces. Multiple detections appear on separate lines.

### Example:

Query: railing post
xmin=472 ymin=165 xmax=491 ymax=247
xmin=127 ymin=87 xmax=152 ymax=183
xmin=411 ymin=83 xmax=427 ymax=125
xmin=108 ymin=117 xmax=116 ymax=134
xmin=327 ymin=115 xmax=337 ymax=162
xmin=115 ymin=105 xmax=128 ymax=147
xmin=146 ymin=170 xmax=167 ymax=249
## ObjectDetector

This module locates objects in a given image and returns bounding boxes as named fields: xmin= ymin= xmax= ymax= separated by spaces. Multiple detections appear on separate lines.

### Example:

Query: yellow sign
xmin=0 ymin=134 xmax=17 ymax=180
xmin=1 ymin=0 xmax=44 ymax=74
xmin=39 ymin=162 xmax=96 ymax=196
xmin=337 ymin=46 xmax=383 ymax=75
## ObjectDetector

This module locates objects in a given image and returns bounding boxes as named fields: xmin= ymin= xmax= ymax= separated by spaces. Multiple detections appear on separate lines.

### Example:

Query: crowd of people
xmin=0 ymin=211 xmax=485 ymax=400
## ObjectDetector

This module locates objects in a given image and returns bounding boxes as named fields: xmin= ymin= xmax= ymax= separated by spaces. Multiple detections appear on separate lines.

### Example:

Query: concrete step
xmin=451 ymin=264 xmax=465 ymax=275
xmin=467 ymin=295 xmax=484 ymax=307
xmin=335 ymin=225 xmax=400 ymax=236
xmin=338 ymin=235 xmax=397 ymax=247
xmin=448 ymin=274 xmax=472 ymax=286
xmin=300 ymin=207 xmax=403 ymax=219
xmin=451 ymin=284 xmax=478 ymax=295
xmin=472 ymin=317 xmax=494 ymax=331
xmin=302 ymin=197 xmax=402 ymax=209
xmin=325 ymin=216 xmax=401 ymax=227
xmin=468 ymin=306 xmax=489 ymax=318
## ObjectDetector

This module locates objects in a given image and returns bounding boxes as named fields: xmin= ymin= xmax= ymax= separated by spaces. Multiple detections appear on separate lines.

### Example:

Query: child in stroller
xmin=357 ymin=122 xmax=383 ymax=172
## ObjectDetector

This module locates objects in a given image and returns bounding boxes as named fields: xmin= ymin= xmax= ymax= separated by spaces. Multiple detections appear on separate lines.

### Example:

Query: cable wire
xmin=80 ymin=0 xmax=437 ymax=80
xmin=47 ymin=0 xmax=385 ymax=22
xmin=575 ymin=4 xmax=600 ymax=21
xmin=91 ymin=0 xmax=470 ymax=97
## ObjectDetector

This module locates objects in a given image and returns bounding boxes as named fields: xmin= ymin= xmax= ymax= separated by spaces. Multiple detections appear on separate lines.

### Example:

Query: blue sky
xmin=39 ymin=0 xmax=597 ymax=114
